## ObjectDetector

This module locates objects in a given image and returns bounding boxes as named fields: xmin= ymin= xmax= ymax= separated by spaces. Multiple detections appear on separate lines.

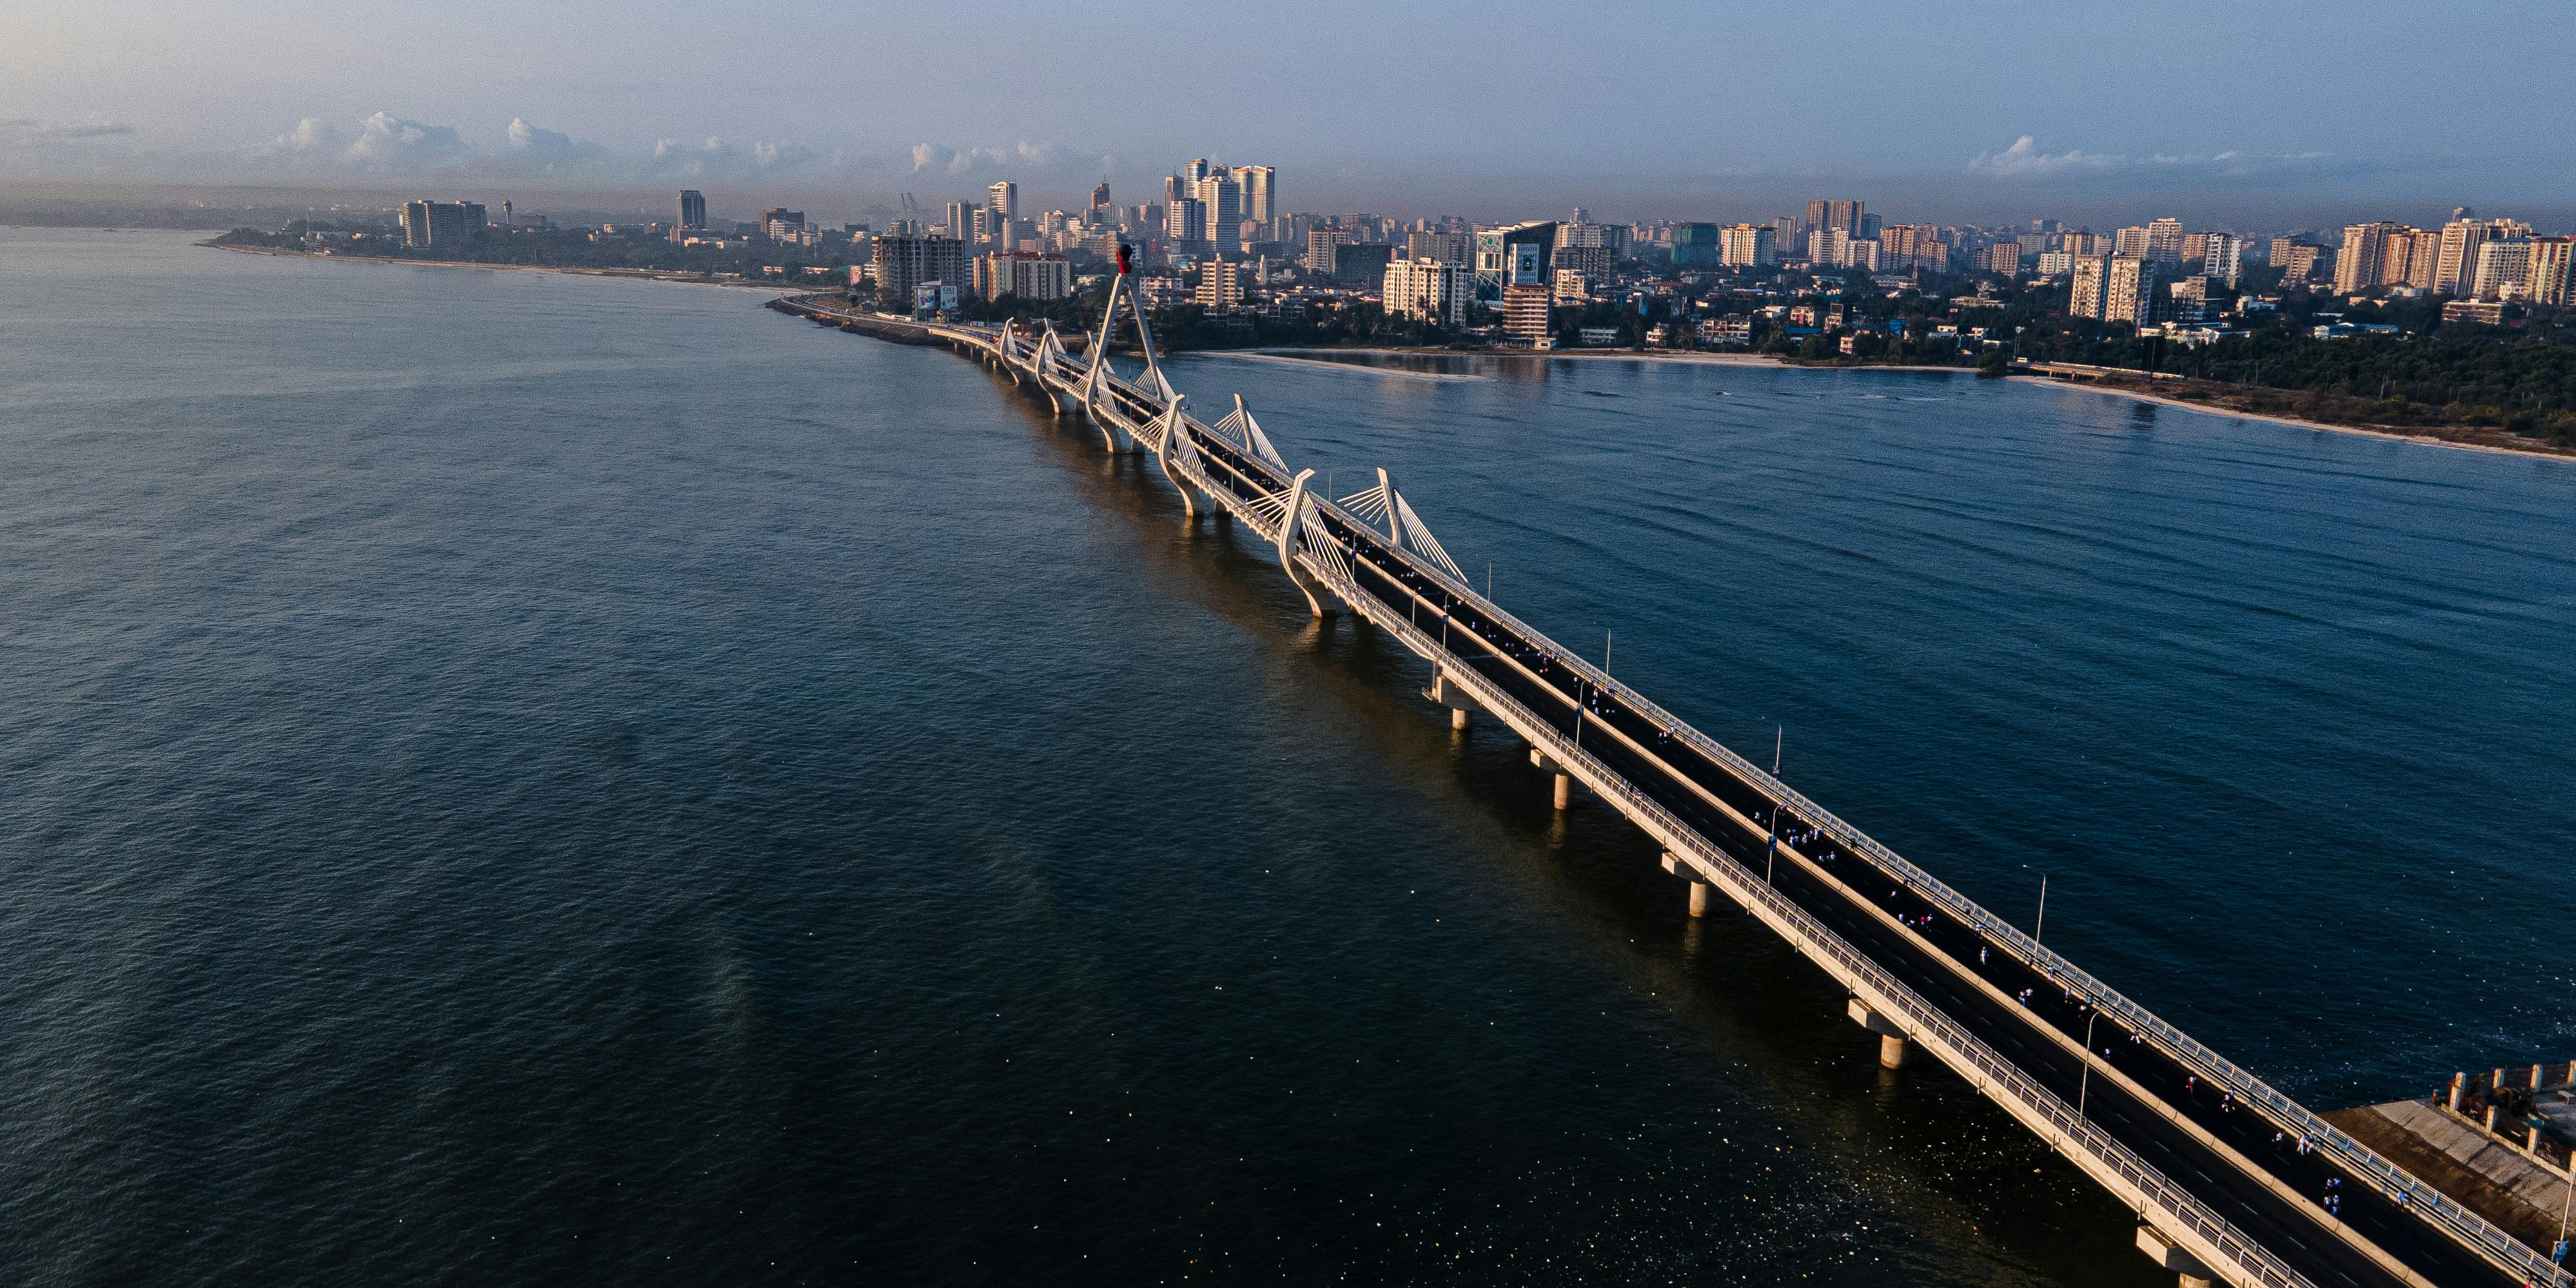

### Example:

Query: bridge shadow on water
xmin=985 ymin=371 xmax=2163 ymax=1287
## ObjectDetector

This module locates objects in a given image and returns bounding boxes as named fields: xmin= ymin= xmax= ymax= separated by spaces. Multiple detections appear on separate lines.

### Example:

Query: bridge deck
xmin=772 ymin=295 xmax=2562 ymax=1288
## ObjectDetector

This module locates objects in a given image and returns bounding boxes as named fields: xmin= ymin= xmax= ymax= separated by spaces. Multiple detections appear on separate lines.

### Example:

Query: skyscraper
xmin=947 ymin=200 xmax=974 ymax=243
xmin=1089 ymin=182 xmax=1112 ymax=213
xmin=2068 ymin=256 xmax=2110 ymax=319
xmin=1806 ymin=199 xmax=1864 ymax=234
xmin=988 ymin=181 xmax=1018 ymax=242
xmin=2434 ymin=219 xmax=2489 ymax=295
xmin=1718 ymin=223 xmax=1775 ymax=268
xmin=2332 ymin=222 xmax=2397 ymax=294
xmin=2143 ymin=217 xmax=2185 ymax=267
xmin=1185 ymin=158 xmax=1210 ymax=184
xmin=1195 ymin=171 xmax=1242 ymax=252
xmin=1166 ymin=197 xmax=1208 ymax=244
xmin=1238 ymin=166 xmax=1275 ymax=226
xmin=678 ymin=190 xmax=706 ymax=229
xmin=2104 ymin=255 xmax=2158 ymax=324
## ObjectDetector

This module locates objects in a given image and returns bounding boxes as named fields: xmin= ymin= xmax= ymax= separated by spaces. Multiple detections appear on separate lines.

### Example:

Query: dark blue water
xmin=3 ymin=229 xmax=2569 ymax=1286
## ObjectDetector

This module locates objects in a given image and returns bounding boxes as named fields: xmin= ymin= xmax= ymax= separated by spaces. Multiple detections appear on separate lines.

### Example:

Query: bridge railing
xmin=958 ymin=329 xmax=2560 ymax=1288
xmin=1354 ymin=547 xmax=2564 ymax=1288
xmin=1322 ymin=578 xmax=2317 ymax=1288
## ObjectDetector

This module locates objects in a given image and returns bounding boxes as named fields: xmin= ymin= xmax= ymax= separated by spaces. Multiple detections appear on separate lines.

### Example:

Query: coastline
xmin=209 ymin=242 xmax=794 ymax=291
xmin=2010 ymin=375 xmax=2573 ymax=462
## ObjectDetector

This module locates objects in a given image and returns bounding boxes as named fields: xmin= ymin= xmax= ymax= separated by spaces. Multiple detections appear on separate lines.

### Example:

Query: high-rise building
xmin=1471 ymin=222 xmax=1556 ymax=301
xmin=1807 ymin=227 xmax=1848 ymax=265
xmin=1239 ymin=166 xmax=1275 ymax=226
xmin=972 ymin=250 xmax=1072 ymax=302
xmin=1501 ymin=283 xmax=1552 ymax=346
xmin=1089 ymin=182 xmax=1112 ymax=213
xmin=1194 ymin=258 xmax=1243 ymax=310
xmin=677 ymin=190 xmax=707 ymax=229
xmin=2524 ymin=237 xmax=2575 ymax=306
xmin=871 ymin=235 xmax=965 ymax=303
xmin=2275 ymin=242 xmax=2322 ymax=284
xmin=946 ymin=200 xmax=975 ymax=243
xmin=1332 ymin=241 xmax=1393 ymax=286
xmin=1185 ymin=158 xmax=1210 ymax=183
xmin=1166 ymin=197 xmax=1208 ymax=245
xmin=1194 ymin=172 xmax=1241 ymax=251
xmin=1806 ymin=199 xmax=1863 ymax=233
xmin=1383 ymin=257 xmax=1470 ymax=327
xmin=2434 ymin=219 xmax=2488 ymax=295
xmin=2104 ymin=255 xmax=2159 ymax=324
xmin=1404 ymin=229 xmax=1471 ymax=264
xmin=1554 ymin=244 xmax=1617 ymax=282
xmin=987 ymin=181 xmax=1018 ymax=227
xmin=2143 ymin=217 xmax=2186 ymax=267
xmin=762 ymin=208 xmax=805 ymax=240
xmin=2403 ymin=228 xmax=2443 ymax=289
xmin=2113 ymin=225 xmax=2153 ymax=258
xmin=400 ymin=199 xmax=486 ymax=248
xmin=1669 ymin=222 xmax=1721 ymax=269
xmin=1718 ymin=223 xmax=1776 ymax=268
xmin=2472 ymin=238 xmax=2533 ymax=299
xmin=1306 ymin=226 xmax=1346 ymax=275
xmin=2333 ymin=222 xmax=2399 ymax=294
xmin=2201 ymin=232 xmax=2243 ymax=287
xmin=2068 ymin=256 xmax=2110 ymax=319
xmin=1983 ymin=242 xmax=2023 ymax=276
xmin=2168 ymin=275 xmax=2212 ymax=324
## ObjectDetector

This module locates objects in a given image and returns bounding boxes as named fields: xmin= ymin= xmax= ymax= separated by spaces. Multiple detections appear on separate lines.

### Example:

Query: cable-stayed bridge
xmin=769 ymin=277 xmax=2565 ymax=1288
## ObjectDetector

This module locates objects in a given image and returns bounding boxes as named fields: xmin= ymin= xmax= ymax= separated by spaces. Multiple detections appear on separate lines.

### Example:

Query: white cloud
xmin=910 ymin=140 xmax=1112 ymax=177
xmin=1969 ymin=135 xmax=2117 ymax=177
xmin=344 ymin=112 xmax=466 ymax=170
xmin=1969 ymin=135 xmax=2346 ymax=183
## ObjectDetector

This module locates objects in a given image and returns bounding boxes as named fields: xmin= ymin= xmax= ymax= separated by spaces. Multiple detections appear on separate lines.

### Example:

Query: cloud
xmin=647 ymin=135 xmax=814 ymax=179
xmin=1969 ymin=135 xmax=2116 ymax=177
xmin=344 ymin=112 xmax=467 ymax=170
xmin=505 ymin=117 xmax=611 ymax=170
xmin=1968 ymin=135 xmax=2348 ymax=184
xmin=0 ymin=117 xmax=138 ymax=146
xmin=910 ymin=140 xmax=1112 ymax=177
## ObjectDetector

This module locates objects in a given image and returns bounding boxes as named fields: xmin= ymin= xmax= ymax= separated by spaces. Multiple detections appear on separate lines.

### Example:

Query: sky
xmin=6 ymin=0 xmax=2574 ymax=230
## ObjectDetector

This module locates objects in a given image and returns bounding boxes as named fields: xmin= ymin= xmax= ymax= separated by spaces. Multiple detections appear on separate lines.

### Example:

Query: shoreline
xmin=2011 ymin=376 xmax=2572 ymax=462
xmin=209 ymin=242 xmax=796 ymax=291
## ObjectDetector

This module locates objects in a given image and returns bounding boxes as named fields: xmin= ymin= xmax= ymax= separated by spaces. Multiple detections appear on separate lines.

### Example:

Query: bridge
xmin=770 ymin=276 xmax=2567 ymax=1288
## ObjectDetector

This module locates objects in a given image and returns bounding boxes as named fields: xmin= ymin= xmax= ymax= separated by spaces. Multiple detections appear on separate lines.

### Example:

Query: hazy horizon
xmin=8 ymin=0 xmax=2575 ymax=230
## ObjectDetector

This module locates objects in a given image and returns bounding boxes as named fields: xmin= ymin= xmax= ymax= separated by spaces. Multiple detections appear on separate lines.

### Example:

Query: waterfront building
xmin=872 ymin=235 xmax=965 ymax=304
xmin=973 ymin=250 xmax=1072 ymax=302
xmin=1194 ymin=258 xmax=1243 ymax=310
xmin=677 ymin=190 xmax=706 ymax=230
xmin=1473 ymin=222 xmax=1556 ymax=301
xmin=1382 ymin=257 xmax=1470 ymax=326
xmin=2104 ymin=254 xmax=2159 ymax=325
xmin=1501 ymin=283 xmax=1552 ymax=346
xmin=400 ymin=199 xmax=486 ymax=249
xmin=2068 ymin=255 xmax=2110 ymax=318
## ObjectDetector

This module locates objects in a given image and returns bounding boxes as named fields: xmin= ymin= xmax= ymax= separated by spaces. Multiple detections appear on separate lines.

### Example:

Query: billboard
xmin=1509 ymin=242 xmax=1543 ymax=288
xmin=939 ymin=284 xmax=959 ymax=311
xmin=914 ymin=282 xmax=940 ymax=313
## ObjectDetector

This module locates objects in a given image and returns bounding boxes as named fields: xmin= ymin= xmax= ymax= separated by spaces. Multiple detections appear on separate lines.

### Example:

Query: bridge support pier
xmin=1848 ymin=999 xmax=1910 ymax=1069
xmin=1553 ymin=774 xmax=1571 ymax=810
xmin=1451 ymin=708 xmax=1470 ymax=732
xmin=1529 ymin=748 xmax=1572 ymax=809
xmin=1687 ymin=881 xmax=1710 ymax=918
xmin=2135 ymin=1227 xmax=2214 ymax=1288
xmin=1426 ymin=674 xmax=1475 ymax=732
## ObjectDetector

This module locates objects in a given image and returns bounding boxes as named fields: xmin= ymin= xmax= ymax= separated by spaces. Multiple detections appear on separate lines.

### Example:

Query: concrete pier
xmin=2136 ymin=1225 xmax=2216 ymax=1288
xmin=1552 ymin=773 xmax=1571 ymax=810
xmin=1451 ymin=707 xmax=1470 ymax=731
xmin=1847 ymin=999 xmax=1910 ymax=1069
xmin=1687 ymin=881 xmax=1710 ymax=918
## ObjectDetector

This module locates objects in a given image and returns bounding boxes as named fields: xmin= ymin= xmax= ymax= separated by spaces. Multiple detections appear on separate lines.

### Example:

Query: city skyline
xmin=7 ymin=0 xmax=2576 ymax=227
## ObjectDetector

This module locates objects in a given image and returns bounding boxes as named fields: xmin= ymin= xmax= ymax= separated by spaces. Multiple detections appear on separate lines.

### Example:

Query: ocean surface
xmin=3 ymin=228 xmax=2571 ymax=1286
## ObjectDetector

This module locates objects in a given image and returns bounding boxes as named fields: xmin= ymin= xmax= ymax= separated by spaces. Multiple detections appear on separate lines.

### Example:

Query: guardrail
xmin=849 ymin=311 xmax=2561 ymax=1288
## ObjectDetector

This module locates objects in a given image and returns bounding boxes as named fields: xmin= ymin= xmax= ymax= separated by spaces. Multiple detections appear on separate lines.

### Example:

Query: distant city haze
xmin=5 ymin=0 xmax=2575 ymax=226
